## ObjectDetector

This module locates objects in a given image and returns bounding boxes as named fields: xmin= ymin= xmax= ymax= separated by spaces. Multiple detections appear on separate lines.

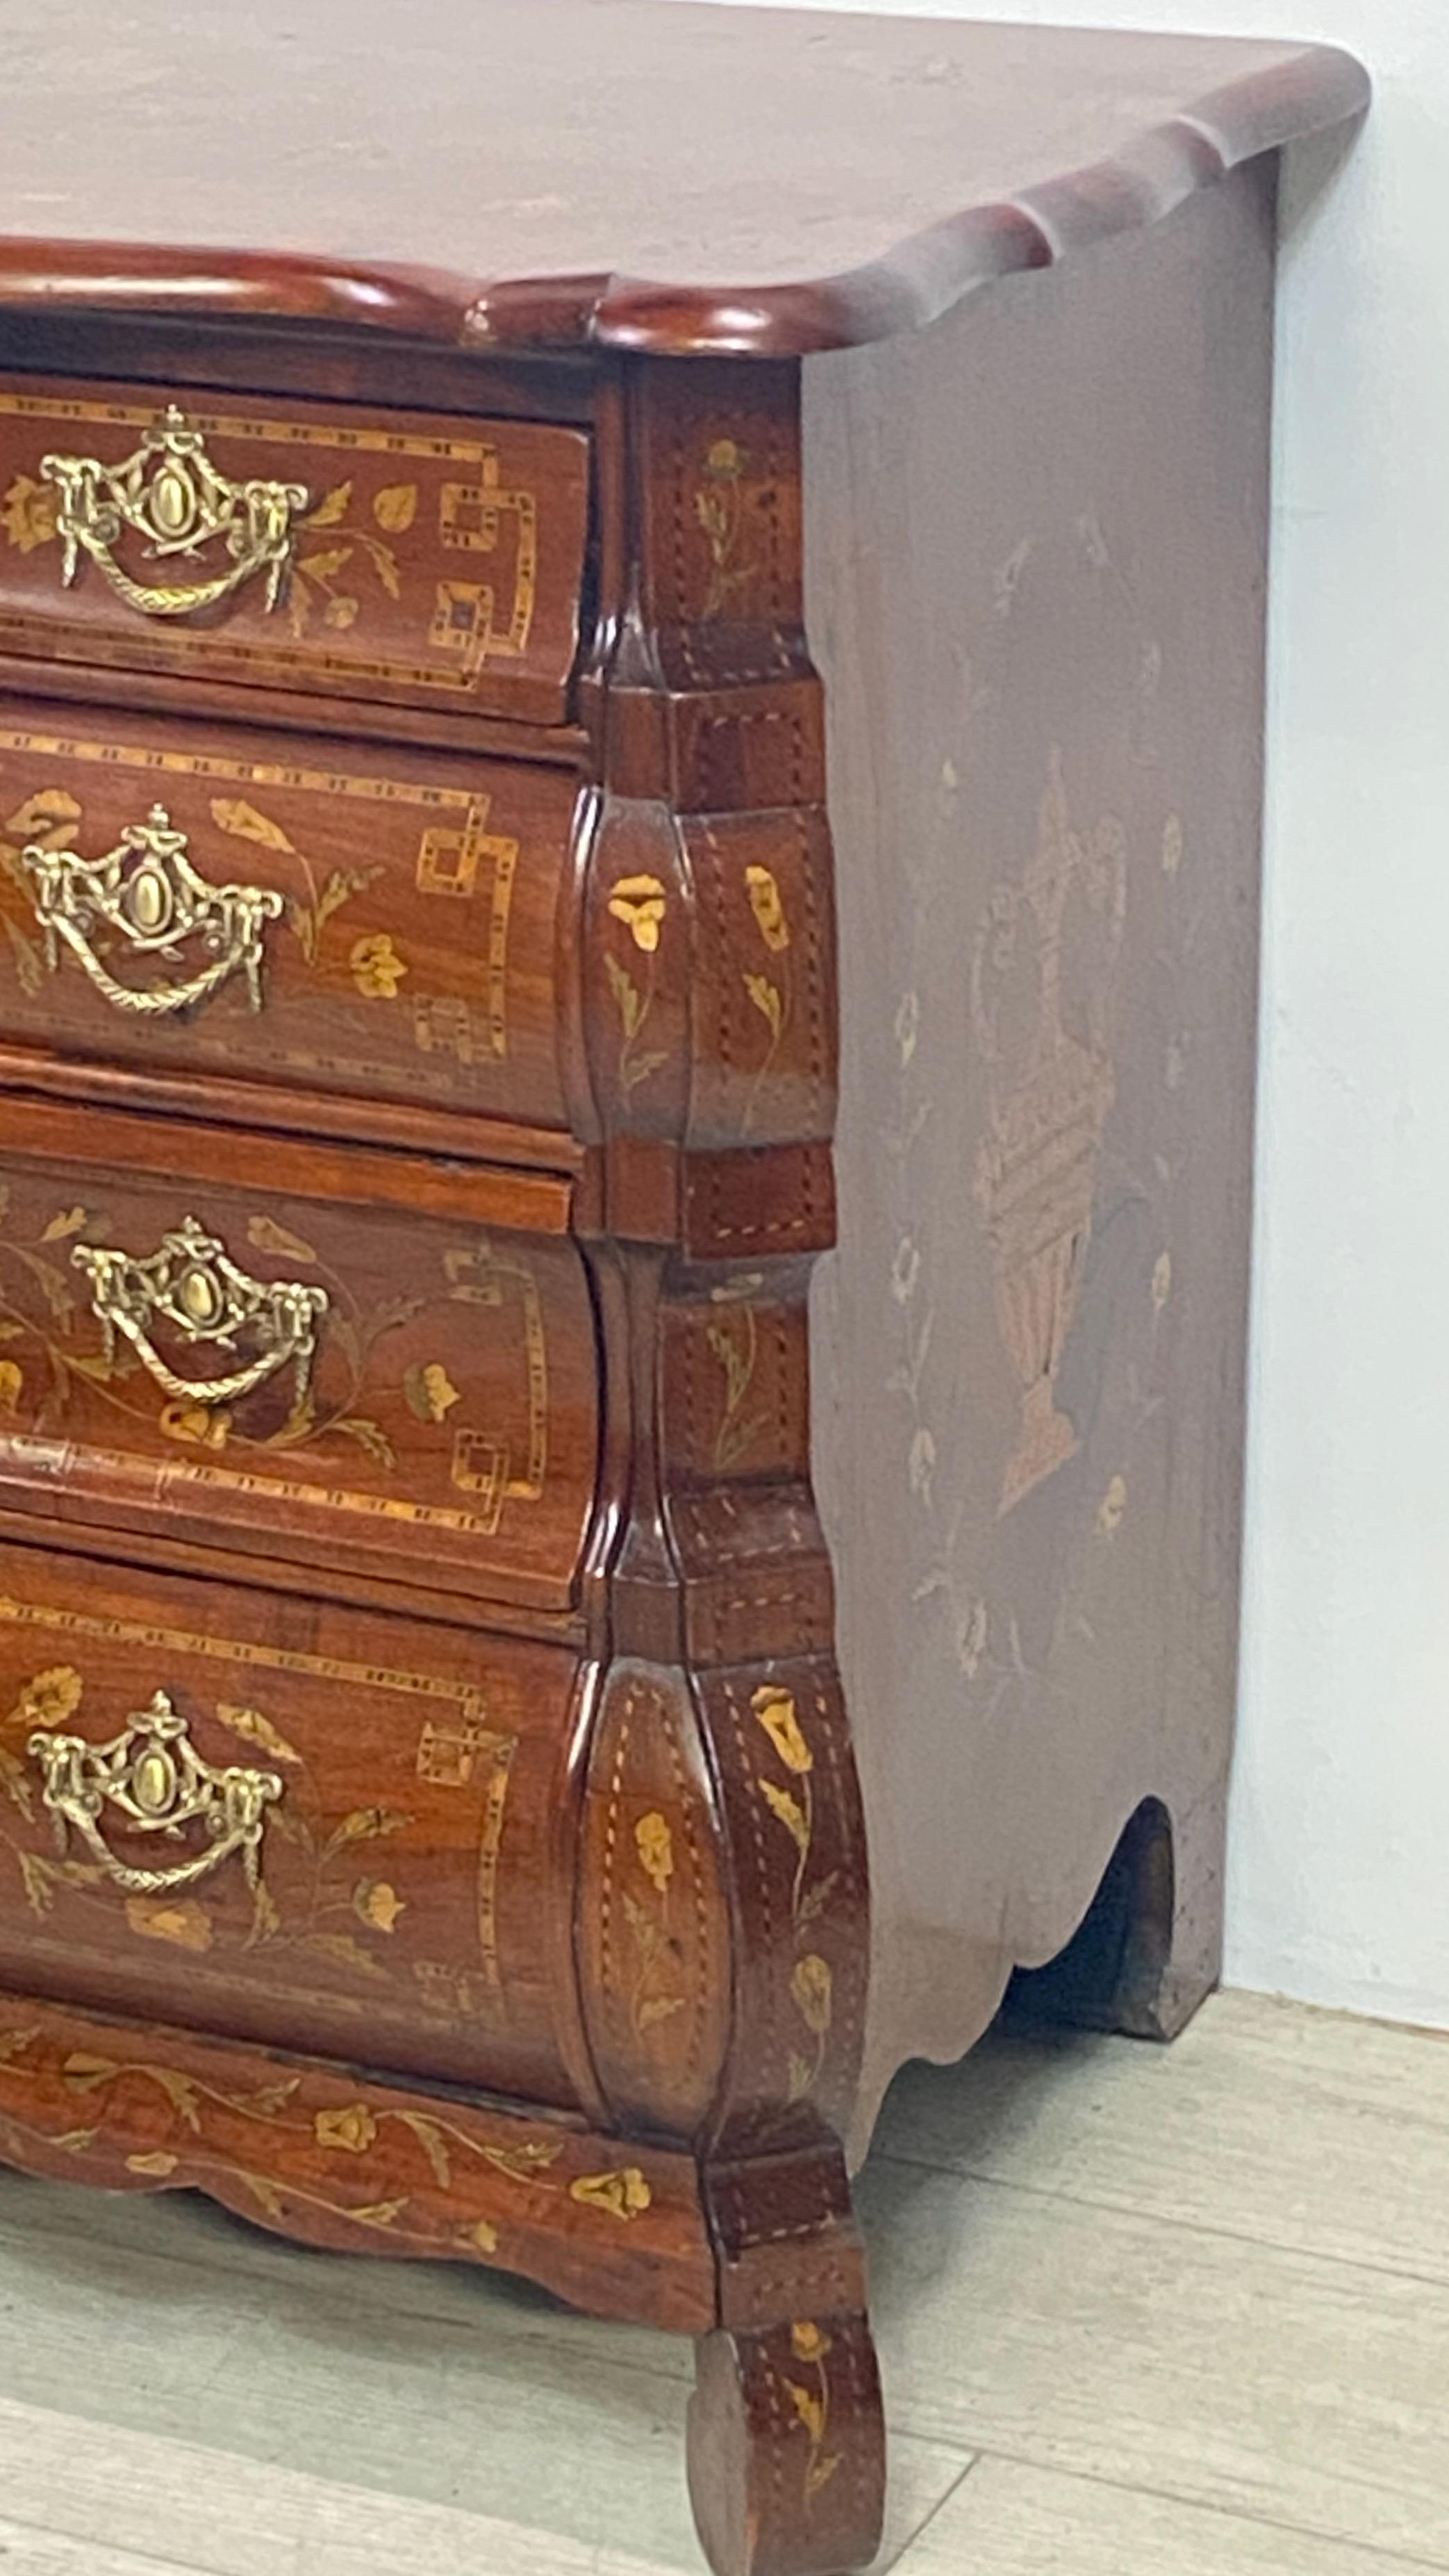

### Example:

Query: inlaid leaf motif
xmin=322 ymin=1807 xmax=411 ymax=1863
xmin=301 ymin=1929 xmax=392 ymax=1983
xmin=40 ymin=1206 xmax=88 ymax=1243
xmin=0 ymin=1361 xmax=22 ymax=1415
xmin=373 ymin=483 xmax=418 ymax=533
xmin=759 ymin=1776 xmax=809 ymax=1854
xmin=126 ymin=2150 xmax=180 ymax=2178
xmin=124 ymin=1897 xmax=213 ymax=1955
xmin=215 ymin=1702 xmax=302 ymax=1765
xmin=461 ymin=2216 xmax=500 ymax=2254
xmin=6 ymin=789 xmax=79 ymax=845
xmin=333 ymin=1416 xmax=397 ymax=1470
xmin=397 ymin=2109 xmax=452 ymax=2187
xmin=604 ymin=950 xmax=643 ymax=1041
xmin=305 ymin=483 xmax=352 ymax=529
xmin=744 ymin=971 xmax=784 ymax=1042
xmin=478 ymin=2138 xmax=564 ymax=2183
xmin=796 ymin=1871 xmax=840 ymax=1929
xmin=314 ymin=2104 xmax=379 ymax=2154
xmin=60 ymin=2053 xmax=116 ymax=2092
xmin=245 ymin=1215 xmax=318 ymax=1265
xmin=241 ymin=2170 xmax=290 ymax=2222
xmin=18 ymin=1851 xmax=56 ymax=1916
xmin=210 ymin=799 xmax=296 ymax=855
xmin=297 ymin=547 xmax=352 ymax=585
xmin=0 ymin=1747 xmax=33 ymax=1821
xmin=1 ymin=473 xmax=58 ymax=554
xmin=783 ymin=2379 xmax=824 ymax=2444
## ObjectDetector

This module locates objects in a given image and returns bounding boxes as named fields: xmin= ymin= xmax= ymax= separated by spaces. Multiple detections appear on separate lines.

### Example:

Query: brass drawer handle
xmin=28 ymin=1688 xmax=282 ymax=1895
xmin=40 ymin=404 xmax=308 ymax=620
xmin=72 ymin=1215 xmax=329 ymax=1411
xmin=22 ymin=803 xmax=283 ymax=1017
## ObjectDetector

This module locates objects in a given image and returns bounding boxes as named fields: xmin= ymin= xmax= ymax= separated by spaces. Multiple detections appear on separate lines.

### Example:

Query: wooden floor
xmin=0 ymin=1990 xmax=1444 ymax=2573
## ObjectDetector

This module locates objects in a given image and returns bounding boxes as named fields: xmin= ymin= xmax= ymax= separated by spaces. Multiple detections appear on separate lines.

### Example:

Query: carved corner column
xmin=573 ymin=358 xmax=883 ymax=2576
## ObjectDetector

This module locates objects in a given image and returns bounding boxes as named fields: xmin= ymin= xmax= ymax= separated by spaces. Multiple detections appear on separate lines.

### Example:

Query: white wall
xmin=681 ymin=0 xmax=1449 ymax=2030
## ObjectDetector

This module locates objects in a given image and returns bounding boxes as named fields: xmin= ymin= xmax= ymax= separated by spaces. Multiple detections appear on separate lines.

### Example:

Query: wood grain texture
xmin=0 ymin=24 xmax=1367 ymax=2570
xmin=805 ymin=160 xmax=1279 ymax=2152
xmin=0 ymin=697 xmax=585 ymax=1137
xmin=0 ymin=1540 xmax=596 ymax=2102
xmin=0 ymin=375 xmax=590 ymax=726
xmin=0 ymin=3 xmax=1366 ymax=355
xmin=0 ymin=1129 xmax=599 ymax=1613
xmin=0 ymin=1991 xmax=713 ymax=2331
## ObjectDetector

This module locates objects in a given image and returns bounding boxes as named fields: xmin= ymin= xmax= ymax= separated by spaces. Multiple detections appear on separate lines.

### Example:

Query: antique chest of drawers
xmin=0 ymin=8 xmax=1367 ymax=2571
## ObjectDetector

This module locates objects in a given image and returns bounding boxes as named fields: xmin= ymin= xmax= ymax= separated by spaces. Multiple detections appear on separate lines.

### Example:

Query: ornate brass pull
xmin=40 ymin=404 xmax=308 ymax=620
xmin=22 ymin=804 xmax=283 ymax=1017
xmin=72 ymin=1215 xmax=329 ymax=1411
xmin=28 ymin=1688 xmax=282 ymax=1895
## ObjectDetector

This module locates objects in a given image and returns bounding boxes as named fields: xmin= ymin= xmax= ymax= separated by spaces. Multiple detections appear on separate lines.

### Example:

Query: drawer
xmin=0 ymin=376 xmax=590 ymax=729
xmin=0 ymin=1540 xmax=589 ymax=2106
xmin=0 ymin=1117 xmax=599 ymax=1617
xmin=0 ymin=697 xmax=581 ymax=1138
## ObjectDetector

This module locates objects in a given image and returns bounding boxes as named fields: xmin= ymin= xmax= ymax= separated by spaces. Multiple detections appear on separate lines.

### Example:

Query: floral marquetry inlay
xmin=971 ymin=749 xmax=1127 ymax=1513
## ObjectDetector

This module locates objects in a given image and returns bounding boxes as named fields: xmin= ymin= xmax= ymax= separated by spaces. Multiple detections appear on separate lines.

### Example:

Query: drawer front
xmin=0 ymin=1144 xmax=598 ymax=1614
xmin=0 ymin=378 xmax=590 ymax=727
xmin=0 ymin=699 xmax=579 ymax=1134
xmin=0 ymin=1543 xmax=588 ymax=2105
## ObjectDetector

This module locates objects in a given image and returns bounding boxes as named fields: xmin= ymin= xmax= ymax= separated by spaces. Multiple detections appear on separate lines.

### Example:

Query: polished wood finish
xmin=0 ymin=375 xmax=590 ymax=726
xmin=0 ymin=1124 xmax=600 ymax=1613
xmin=0 ymin=697 xmax=583 ymax=1135
xmin=0 ymin=4 xmax=1365 ymax=356
xmin=0 ymin=15 xmax=1366 ymax=2575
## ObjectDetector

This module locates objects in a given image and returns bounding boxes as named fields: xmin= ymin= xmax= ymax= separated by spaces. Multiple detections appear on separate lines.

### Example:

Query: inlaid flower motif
xmin=634 ymin=1810 xmax=674 ymax=1896
xmin=315 ymin=2104 xmax=379 ymax=2154
xmin=790 ymin=1952 xmax=833 ymax=2036
xmin=791 ymin=2320 xmax=832 ymax=2364
xmin=0 ymin=1360 xmax=21 ymax=1415
xmin=349 ymin=932 xmax=408 ymax=998
xmin=17 ymin=1665 xmax=82 ymax=1731
xmin=353 ymin=1879 xmax=406 ymax=1935
xmin=745 ymin=863 xmax=790 ymax=953
xmin=751 ymin=1684 xmax=811 ymax=1775
xmin=462 ymin=2216 xmax=499 ymax=2254
xmin=607 ymin=875 xmax=667 ymax=954
xmin=1 ymin=473 xmax=58 ymax=554
xmin=569 ymin=2166 xmax=652 ymax=2220
xmin=126 ymin=2150 xmax=180 ymax=2178
xmin=1097 ymin=1474 xmax=1128 ymax=1538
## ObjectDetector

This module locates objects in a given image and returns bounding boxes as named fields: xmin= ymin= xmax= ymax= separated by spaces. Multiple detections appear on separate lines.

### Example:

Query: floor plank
xmin=877 ymin=1990 xmax=1449 ymax=2283
xmin=0 ymin=2204 xmax=969 ymax=2573
xmin=0 ymin=2391 xmax=688 ymax=2576
xmin=898 ymin=2457 xmax=1448 ymax=2576
xmin=857 ymin=2149 xmax=1449 ymax=2566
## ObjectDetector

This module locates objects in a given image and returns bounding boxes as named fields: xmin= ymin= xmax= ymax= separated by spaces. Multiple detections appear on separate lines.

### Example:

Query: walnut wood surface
xmin=0 ymin=695 xmax=583 ymax=1137
xmin=0 ymin=1539 xmax=595 ymax=2104
xmin=0 ymin=24 xmax=1369 ymax=2573
xmin=0 ymin=375 xmax=590 ymax=727
xmin=0 ymin=4 xmax=1366 ymax=354
xmin=806 ymin=159 xmax=1277 ymax=2152
xmin=0 ymin=1986 xmax=715 ymax=2330
xmin=0 ymin=1120 xmax=599 ymax=1615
